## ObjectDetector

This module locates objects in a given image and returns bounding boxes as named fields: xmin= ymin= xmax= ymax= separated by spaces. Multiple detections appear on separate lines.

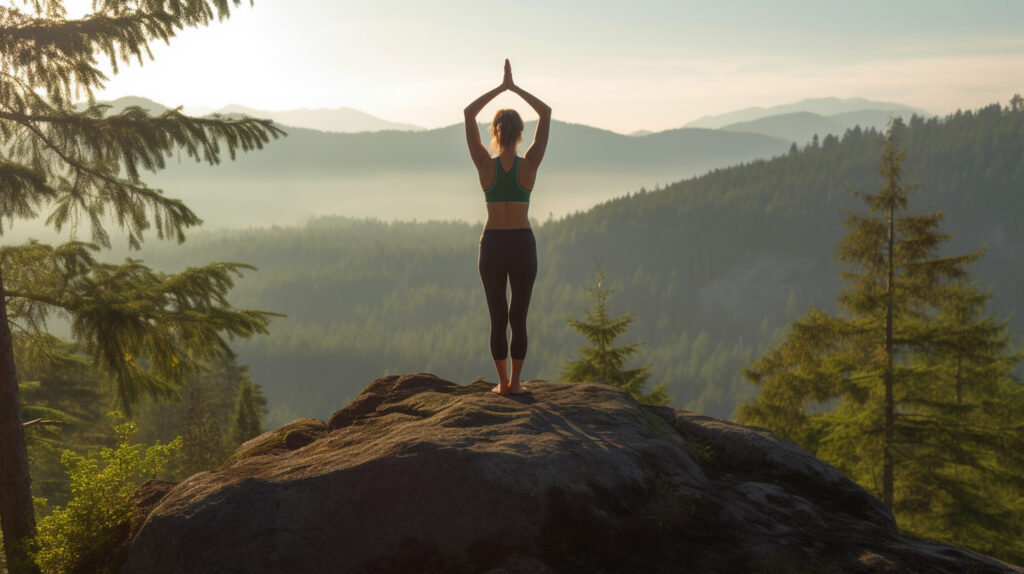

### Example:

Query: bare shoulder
xmin=518 ymin=154 xmax=540 ymax=177
xmin=518 ymin=155 xmax=539 ymax=190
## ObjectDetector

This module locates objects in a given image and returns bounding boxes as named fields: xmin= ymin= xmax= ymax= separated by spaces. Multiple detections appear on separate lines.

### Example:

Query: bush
xmin=32 ymin=415 xmax=181 ymax=574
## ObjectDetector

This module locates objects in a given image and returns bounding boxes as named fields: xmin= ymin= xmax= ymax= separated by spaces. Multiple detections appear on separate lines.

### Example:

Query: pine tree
xmin=737 ymin=120 xmax=1024 ymax=562
xmin=0 ymin=2 xmax=283 ymax=571
xmin=180 ymin=380 xmax=225 ymax=476
xmin=893 ymin=281 xmax=1024 ymax=558
xmin=229 ymin=379 xmax=263 ymax=446
xmin=1010 ymin=93 xmax=1023 ymax=113
xmin=562 ymin=268 xmax=669 ymax=405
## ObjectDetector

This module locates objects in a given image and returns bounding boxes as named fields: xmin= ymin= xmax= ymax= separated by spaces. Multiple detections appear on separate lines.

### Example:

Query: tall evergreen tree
xmin=738 ymin=120 xmax=1024 ymax=562
xmin=562 ymin=268 xmax=669 ymax=405
xmin=0 ymin=2 xmax=282 ymax=571
xmin=894 ymin=280 xmax=1024 ymax=558
xmin=229 ymin=379 xmax=263 ymax=446
xmin=180 ymin=380 xmax=224 ymax=476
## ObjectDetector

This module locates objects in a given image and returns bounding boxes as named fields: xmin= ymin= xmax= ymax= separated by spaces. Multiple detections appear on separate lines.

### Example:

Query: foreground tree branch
xmin=0 ymin=2 xmax=283 ymax=572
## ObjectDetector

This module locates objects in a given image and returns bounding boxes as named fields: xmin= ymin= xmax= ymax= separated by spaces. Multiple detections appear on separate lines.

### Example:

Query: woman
xmin=464 ymin=59 xmax=551 ymax=395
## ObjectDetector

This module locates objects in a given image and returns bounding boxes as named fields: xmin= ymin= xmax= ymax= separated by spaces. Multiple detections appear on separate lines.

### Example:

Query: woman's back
xmin=482 ymin=153 xmax=535 ymax=229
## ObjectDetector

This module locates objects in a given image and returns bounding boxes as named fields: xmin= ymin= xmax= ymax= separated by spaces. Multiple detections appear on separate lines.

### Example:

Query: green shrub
xmin=33 ymin=415 xmax=181 ymax=574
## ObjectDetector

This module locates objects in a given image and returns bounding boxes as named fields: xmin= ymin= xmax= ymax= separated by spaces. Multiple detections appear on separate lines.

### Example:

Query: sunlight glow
xmin=43 ymin=0 xmax=1024 ymax=132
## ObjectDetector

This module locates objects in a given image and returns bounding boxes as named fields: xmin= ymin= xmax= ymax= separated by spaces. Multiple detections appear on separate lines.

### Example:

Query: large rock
xmin=120 ymin=373 xmax=1022 ymax=574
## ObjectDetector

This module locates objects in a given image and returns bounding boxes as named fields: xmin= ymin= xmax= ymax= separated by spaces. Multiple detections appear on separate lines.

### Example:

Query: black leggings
xmin=478 ymin=228 xmax=537 ymax=360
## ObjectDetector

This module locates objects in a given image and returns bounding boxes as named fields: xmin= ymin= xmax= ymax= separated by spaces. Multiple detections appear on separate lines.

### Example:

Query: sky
xmin=64 ymin=0 xmax=1024 ymax=134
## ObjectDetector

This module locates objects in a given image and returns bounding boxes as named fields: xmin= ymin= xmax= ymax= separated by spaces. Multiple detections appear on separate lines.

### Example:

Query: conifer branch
xmin=22 ymin=417 xmax=70 ymax=427
xmin=0 ymin=160 xmax=57 ymax=232
xmin=2 ymin=103 xmax=283 ymax=246
xmin=1 ymin=241 xmax=281 ymax=412
xmin=0 ymin=2 xmax=276 ymax=568
xmin=0 ymin=1 xmax=252 ymax=104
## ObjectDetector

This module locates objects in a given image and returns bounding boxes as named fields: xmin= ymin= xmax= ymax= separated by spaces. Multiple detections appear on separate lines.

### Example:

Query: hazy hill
xmin=77 ymin=96 xmax=170 ymax=115
xmin=687 ymin=96 xmax=926 ymax=129
xmin=82 ymin=97 xmax=422 ymax=132
xmin=215 ymin=104 xmax=424 ymax=133
xmin=125 ymin=101 xmax=1024 ymax=429
xmin=139 ymin=116 xmax=790 ymax=226
xmin=721 ymin=109 xmax=926 ymax=144
xmin=21 ymin=95 xmax=793 ymax=232
xmin=152 ymin=119 xmax=787 ymax=174
xmin=721 ymin=111 xmax=847 ymax=144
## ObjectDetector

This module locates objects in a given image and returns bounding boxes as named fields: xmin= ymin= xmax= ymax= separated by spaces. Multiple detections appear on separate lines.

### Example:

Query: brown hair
xmin=489 ymin=108 xmax=524 ymax=153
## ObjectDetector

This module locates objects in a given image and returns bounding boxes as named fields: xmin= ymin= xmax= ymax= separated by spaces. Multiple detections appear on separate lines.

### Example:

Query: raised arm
xmin=464 ymin=61 xmax=512 ymax=168
xmin=511 ymin=82 xmax=552 ymax=168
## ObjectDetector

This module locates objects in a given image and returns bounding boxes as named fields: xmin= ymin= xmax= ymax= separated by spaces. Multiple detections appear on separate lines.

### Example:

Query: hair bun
xmin=489 ymin=109 xmax=524 ymax=153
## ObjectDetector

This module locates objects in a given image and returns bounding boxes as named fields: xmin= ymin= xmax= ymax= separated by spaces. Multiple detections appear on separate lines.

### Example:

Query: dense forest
xmin=119 ymin=100 xmax=1024 ymax=429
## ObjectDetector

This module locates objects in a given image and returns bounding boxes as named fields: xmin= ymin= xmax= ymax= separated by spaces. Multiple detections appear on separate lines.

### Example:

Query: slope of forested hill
xmin=131 ymin=101 xmax=1024 ymax=427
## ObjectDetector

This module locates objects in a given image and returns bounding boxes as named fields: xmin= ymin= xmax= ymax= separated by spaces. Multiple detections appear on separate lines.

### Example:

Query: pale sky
xmin=65 ymin=0 xmax=1024 ymax=134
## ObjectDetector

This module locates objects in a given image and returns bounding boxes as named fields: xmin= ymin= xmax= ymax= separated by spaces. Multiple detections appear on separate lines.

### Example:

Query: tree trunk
xmin=955 ymin=355 xmax=963 ymax=405
xmin=882 ymin=195 xmax=896 ymax=510
xmin=0 ymin=270 xmax=40 ymax=574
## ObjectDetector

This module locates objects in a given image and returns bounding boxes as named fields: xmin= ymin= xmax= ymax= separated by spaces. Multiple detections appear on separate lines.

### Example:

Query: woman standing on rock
xmin=464 ymin=59 xmax=551 ymax=395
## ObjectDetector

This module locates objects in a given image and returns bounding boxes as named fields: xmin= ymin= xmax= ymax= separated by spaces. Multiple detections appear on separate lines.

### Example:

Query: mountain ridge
xmin=137 ymin=117 xmax=791 ymax=226
xmin=686 ymin=96 xmax=929 ymax=129
xmin=721 ymin=111 xmax=848 ymax=144
xmin=719 ymin=108 xmax=923 ymax=144
xmin=214 ymin=103 xmax=425 ymax=133
xmin=80 ymin=96 xmax=424 ymax=133
xmin=88 ymin=94 xmax=929 ymax=137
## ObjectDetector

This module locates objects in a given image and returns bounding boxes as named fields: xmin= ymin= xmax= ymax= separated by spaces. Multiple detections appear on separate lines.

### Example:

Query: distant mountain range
xmin=719 ymin=108 xmax=924 ymax=145
xmin=94 ymin=95 xmax=929 ymax=138
xmin=85 ymin=97 xmax=424 ymax=133
xmin=141 ymin=118 xmax=790 ymax=226
xmin=79 ymin=96 xmax=169 ymax=115
xmin=67 ymin=97 xmax=786 ymax=226
xmin=687 ymin=97 xmax=928 ymax=129
xmin=41 ymin=95 xmax=935 ymax=229
xmin=214 ymin=104 xmax=424 ymax=133
xmin=206 ymin=96 xmax=930 ymax=145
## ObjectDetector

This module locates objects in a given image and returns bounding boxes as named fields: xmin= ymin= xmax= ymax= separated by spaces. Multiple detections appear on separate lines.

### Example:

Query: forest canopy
xmin=127 ymin=100 xmax=1024 ymax=428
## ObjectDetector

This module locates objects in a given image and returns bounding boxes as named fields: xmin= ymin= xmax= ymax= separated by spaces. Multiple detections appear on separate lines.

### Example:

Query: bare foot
xmin=508 ymin=381 xmax=529 ymax=394
xmin=491 ymin=382 xmax=510 ymax=395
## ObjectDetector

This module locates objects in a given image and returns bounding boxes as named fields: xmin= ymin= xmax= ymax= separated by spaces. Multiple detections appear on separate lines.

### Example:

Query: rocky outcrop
xmin=119 ymin=373 xmax=1022 ymax=574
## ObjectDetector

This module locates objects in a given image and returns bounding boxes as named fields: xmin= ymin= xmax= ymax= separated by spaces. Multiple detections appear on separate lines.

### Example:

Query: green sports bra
xmin=484 ymin=156 xmax=532 ymax=203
